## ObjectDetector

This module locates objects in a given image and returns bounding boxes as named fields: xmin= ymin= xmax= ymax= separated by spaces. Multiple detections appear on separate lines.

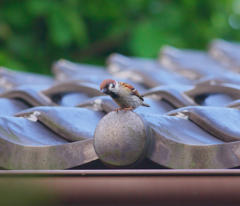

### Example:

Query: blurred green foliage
xmin=0 ymin=0 xmax=239 ymax=74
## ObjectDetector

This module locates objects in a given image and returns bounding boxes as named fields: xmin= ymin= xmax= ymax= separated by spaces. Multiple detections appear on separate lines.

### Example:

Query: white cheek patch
xmin=109 ymin=84 xmax=115 ymax=92
xmin=115 ymin=82 xmax=120 ymax=90
xmin=109 ymin=82 xmax=119 ymax=92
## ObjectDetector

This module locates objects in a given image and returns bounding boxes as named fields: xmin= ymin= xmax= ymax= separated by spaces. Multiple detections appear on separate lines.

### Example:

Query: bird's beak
xmin=101 ymin=88 xmax=108 ymax=94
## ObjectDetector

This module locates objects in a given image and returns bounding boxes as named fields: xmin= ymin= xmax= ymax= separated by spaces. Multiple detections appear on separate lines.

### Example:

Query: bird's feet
xmin=123 ymin=107 xmax=133 ymax=113
xmin=114 ymin=108 xmax=123 ymax=113
xmin=114 ymin=107 xmax=134 ymax=114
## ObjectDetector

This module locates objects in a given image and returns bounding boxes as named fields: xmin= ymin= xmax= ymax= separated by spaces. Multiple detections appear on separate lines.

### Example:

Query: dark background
xmin=0 ymin=0 xmax=239 ymax=74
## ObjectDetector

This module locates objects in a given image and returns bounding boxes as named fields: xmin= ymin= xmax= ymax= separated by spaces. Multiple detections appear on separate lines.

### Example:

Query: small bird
xmin=100 ymin=79 xmax=150 ymax=113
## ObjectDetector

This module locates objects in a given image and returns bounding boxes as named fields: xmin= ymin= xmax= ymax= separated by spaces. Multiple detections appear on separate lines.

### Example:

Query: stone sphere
xmin=93 ymin=110 xmax=150 ymax=168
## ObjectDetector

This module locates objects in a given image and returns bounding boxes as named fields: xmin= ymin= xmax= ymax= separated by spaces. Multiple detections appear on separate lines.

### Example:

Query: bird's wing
xmin=120 ymin=82 xmax=144 ymax=101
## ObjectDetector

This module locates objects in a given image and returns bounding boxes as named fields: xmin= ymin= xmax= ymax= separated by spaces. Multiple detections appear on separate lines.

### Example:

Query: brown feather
xmin=131 ymin=89 xmax=144 ymax=101
xmin=120 ymin=82 xmax=135 ymax=90
xmin=119 ymin=82 xmax=144 ymax=101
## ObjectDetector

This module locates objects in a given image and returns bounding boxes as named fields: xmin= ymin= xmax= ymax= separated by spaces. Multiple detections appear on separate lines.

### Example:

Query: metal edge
xmin=1 ymin=169 xmax=240 ymax=177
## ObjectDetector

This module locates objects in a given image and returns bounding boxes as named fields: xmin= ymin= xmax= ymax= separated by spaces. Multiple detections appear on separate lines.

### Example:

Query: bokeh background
xmin=0 ymin=0 xmax=239 ymax=74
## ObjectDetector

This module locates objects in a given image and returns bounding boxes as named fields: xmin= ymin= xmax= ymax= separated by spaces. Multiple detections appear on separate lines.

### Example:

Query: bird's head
xmin=100 ymin=79 xmax=118 ymax=95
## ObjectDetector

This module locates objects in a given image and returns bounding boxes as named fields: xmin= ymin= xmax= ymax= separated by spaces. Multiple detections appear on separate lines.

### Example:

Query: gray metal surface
xmin=0 ymin=85 xmax=56 ymax=106
xmin=52 ymin=59 xmax=108 ymax=81
xmin=0 ymin=116 xmax=68 ymax=146
xmin=0 ymin=66 xmax=53 ymax=89
xmin=0 ymin=116 xmax=97 ymax=169
xmin=107 ymin=53 xmax=193 ymax=87
xmin=0 ymin=110 xmax=99 ymax=169
xmin=226 ymin=99 xmax=240 ymax=109
xmin=0 ymin=137 xmax=97 ymax=169
xmin=185 ymin=83 xmax=240 ymax=100
xmin=159 ymin=45 xmax=227 ymax=80
xmin=134 ymin=98 xmax=175 ymax=114
xmin=52 ymin=59 xmax=149 ymax=93
xmin=1 ymin=169 xmax=240 ymax=206
xmin=60 ymin=92 xmax=90 ymax=106
xmin=209 ymin=39 xmax=240 ymax=72
xmin=15 ymin=107 xmax=105 ymax=141
xmin=91 ymin=107 xmax=240 ymax=169
xmin=76 ymin=96 xmax=118 ymax=113
xmin=107 ymin=53 xmax=161 ymax=72
xmin=77 ymin=95 xmax=175 ymax=114
xmin=142 ymin=85 xmax=196 ymax=108
xmin=195 ymin=72 xmax=240 ymax=86
xmin=202 ymin=94 xmax=234 ymax=107
xmin=42 ymin=80 xmax=104 ymax=99
xmin=0 ymin=98 xmax=30 ymax=116
xmin=167 ymin=106 xmax=240 ymax=142
xmin=142 ymin=113 xmax=240 ymax=169
xmin=1 ymin=39 xmax=240 ymax=171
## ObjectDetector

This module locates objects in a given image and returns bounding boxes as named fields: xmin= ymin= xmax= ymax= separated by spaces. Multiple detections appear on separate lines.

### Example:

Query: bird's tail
xmin=141 ymin=102 xmax=150 ymax=107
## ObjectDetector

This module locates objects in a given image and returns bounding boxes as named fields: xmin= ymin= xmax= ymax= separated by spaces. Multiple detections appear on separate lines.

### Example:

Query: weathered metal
xmin=1 ymin=38 xmax=240 ymax=172
xmin=77 ymin=95 xmax=175 ymax=115
xmin=226 ymin=99 xmax=240 ymax=109
xmin=76 ymin=96 xmax=118 ymax=113
xmin=185 ymin=83 xmax=240 ymax=100
xmin=143 ymin=107 xmax=240 ymax=169
xmin=0 ymin=66 xmax=53 ymax=89
xmin=142 ymin=85 xmax=196 ymax=108
xmin=0 ymin=115 xmax=98 ymax=169
xmin=60 ymin=92 xmax=90 ymax=106
xmin=0 ymin=98 xmax=29 ymax=116
xmin=93 ymin=108 xmax=240 ymax=169
xmin=209 ymin=39 xmax=240 ymax=72
xmin=195 ymin=72 xmax=240 ymax=86
xmin=1 ymin=169 xmax=240 ymax=205
xmin=52 ymin=59 xmax=108 ymax=81
xmin=107 ymin=53 xmax=193 ymax=87
xmin=167 ymin=106 xmax=240 ymax=142
xmin=42 ymin=81 xmax=104 ymax=98
xmin=15 ymin=107 xmax=105 ymax=141
xmin=0 ymin=85 xmax=56 ymax=106
xmin=0 ymin=138 xmax=97 ymax=170
xmin=159 ymin=45 xmax=227 ymax=80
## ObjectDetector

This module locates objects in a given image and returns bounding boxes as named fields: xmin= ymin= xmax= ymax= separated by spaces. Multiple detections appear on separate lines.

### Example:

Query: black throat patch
xmin=107 ymin=91 xmax=119 ymax=98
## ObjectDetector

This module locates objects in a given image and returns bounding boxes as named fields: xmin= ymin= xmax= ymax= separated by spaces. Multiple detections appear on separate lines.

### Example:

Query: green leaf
xmin=25 ymin=0 xmax=57 ymax=16
xmin=130 ymin=20 xmax=184 ymax=57
xmin=47 ymin=6 xmax=73 ymax=47
xmin=0 ymin=50 xmax=27 ymax=71
xmin=63 ymin=2 xmax=88 ymax=46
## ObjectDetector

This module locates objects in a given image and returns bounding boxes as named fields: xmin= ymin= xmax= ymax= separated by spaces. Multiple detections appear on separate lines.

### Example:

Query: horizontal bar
xmin=1 ymin=169 xmax=240 ymax=177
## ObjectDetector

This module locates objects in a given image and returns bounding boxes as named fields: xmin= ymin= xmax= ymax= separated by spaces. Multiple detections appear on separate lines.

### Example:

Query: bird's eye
xmin=106 ymin=84 xmax=109 ymax=87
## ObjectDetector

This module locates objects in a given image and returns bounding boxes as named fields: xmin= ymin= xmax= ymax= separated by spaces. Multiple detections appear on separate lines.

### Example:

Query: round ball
xmin=93 ymin=110 xmax=149 ymax=168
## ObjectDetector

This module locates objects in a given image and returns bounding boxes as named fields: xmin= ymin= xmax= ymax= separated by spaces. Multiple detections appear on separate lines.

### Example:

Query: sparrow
xmin=100 ymin=79 xmax=150 ymax=113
